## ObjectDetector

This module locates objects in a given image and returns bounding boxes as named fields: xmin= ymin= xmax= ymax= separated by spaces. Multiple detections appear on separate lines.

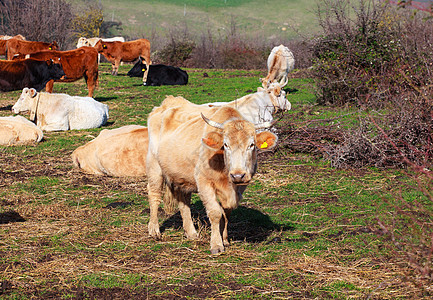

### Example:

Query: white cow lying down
xmin=204 ymin=82 xmax=291 ymax=124
xmin=0 ymin=115 xmax=43 ymax=145
xmin=12 ymin=88 xmax=109 ymax=131
xmin=71 ymin=125 xmax=148 ymax=177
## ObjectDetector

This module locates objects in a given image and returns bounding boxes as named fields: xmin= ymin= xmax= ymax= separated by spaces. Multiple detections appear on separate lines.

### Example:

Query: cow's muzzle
xmin=230 ymin=172 xmax=250 ymax=185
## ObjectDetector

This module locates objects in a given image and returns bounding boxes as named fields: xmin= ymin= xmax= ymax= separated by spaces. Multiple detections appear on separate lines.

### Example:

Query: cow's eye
xmin=249 ymin=143 xmax=255 ymax=149
xmin=223 ymin=143 xmax=230 ymax=149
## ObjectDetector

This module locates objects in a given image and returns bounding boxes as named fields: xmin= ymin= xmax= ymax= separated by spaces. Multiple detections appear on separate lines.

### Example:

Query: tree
xmin=0 ymin=0 xmax=73 ymax=47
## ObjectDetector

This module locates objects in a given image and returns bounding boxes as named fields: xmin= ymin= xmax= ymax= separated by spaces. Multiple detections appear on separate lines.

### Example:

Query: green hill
xmin=96 ymin=0 xmax=318 ymax=41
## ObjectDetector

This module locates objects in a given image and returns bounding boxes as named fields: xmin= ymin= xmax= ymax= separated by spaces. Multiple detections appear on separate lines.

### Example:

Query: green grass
xmin=0 ymin=64 xmax=429 ymax=298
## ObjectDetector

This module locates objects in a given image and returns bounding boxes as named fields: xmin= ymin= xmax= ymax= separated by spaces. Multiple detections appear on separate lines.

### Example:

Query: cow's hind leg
xmin=84 ymin=71 xmax=98 ymax=97
xmin=178 ymin=192 xmax=198 ymax=240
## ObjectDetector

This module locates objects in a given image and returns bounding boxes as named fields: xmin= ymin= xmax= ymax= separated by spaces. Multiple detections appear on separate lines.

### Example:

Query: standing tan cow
xmin=94 ymin=39 xmax=151 ymax=83
xmin=6 ymin=38 xmax=58 ymax=60
xmin=146 ymin=96 xmax=278 ymax=254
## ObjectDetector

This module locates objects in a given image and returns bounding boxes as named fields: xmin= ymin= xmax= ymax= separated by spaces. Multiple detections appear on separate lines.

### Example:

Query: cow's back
xmin=72 ymin=125 xmax=148 ymax=176
xmin=0 ymin=115 xmax=43 ymax=145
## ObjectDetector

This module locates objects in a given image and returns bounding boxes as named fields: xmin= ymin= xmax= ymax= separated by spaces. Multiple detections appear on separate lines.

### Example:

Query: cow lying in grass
xmin=12 ymin=88 xmax=109 ymax=131
xmin=0 ymin=115 xmax=43 ymax=145
xmin=71 ymin=125 xmax=148 ymax=177
xmin=204 ymin=82 xmax=290 ymax=124
xmin=127 ymin=60 xmax=188 ymax=86
xmin=0 ymin=58 xmax=65 ymax=92
xmin=146 ymin=96 xmax=278 ymax=254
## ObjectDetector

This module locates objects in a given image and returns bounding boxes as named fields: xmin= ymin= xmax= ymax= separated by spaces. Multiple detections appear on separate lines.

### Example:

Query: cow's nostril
xmin=230 ymin=173 xmax=246 ymax=183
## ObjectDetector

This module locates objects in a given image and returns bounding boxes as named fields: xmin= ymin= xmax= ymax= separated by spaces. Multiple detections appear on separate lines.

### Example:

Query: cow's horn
xmin=201 ymin=113 xmax=223 ymax=129
xmin=254 ymin=120 xmax=275 ymax=130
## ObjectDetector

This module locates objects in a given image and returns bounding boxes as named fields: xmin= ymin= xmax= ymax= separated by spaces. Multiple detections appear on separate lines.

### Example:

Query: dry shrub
xmin=308 ymin=0 xmax=433 ymax=169
xmin=0 ymin=0 xmax=74 ymax=48
xmin=376 ymin=132 xmax=433 ymax=288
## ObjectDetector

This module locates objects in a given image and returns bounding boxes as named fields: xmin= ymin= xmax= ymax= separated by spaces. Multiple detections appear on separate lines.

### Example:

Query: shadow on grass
xmin=0 ymin=105 xmax=12 ymax=111
xmin=0 ymin=211 xmax=25 ymax=224
xmin=94 ymin=96 xmax=117 ymax=102
xmin=285 ymin=87 xmax=299 ymax=94
xmin=160 ymin=201 xmax=294 ymax=243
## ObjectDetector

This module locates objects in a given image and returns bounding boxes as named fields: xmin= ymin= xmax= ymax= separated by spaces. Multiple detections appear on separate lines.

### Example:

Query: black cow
xmin=127 ymin=61 xmax=188 ymax=86
xmin=0 ymin=59 xmax=65 ymax=92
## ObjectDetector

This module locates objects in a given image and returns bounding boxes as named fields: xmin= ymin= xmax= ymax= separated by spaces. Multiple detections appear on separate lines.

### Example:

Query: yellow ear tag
xmin=260 ymin=141 xmax=268 ymax=149
xmin=48 ymin=47 xmax=51 ymax=50
xmin=142 ymin=69 xmax=145 ymax=71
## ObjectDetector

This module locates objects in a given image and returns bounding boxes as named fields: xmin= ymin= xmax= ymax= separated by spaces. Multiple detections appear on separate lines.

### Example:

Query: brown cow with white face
xmin=6 ymin=38 xmax=58 ymax=60
xmin=94 ymin=39 xmax=151 ymax=83
xmin=146 ymin=96 xmax=278 ymax=254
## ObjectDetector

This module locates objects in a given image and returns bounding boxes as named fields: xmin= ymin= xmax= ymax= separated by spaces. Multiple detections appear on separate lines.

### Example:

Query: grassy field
xmin=0 ymin=64 xmax=426 ymax=298
xmin=87 ymin=0 xmax=318 ymax=40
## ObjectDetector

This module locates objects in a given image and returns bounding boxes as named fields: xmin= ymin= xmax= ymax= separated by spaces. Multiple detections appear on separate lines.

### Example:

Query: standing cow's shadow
xmin=0 ymin=105 xmax=13 ymax=111
xmin=160 ymin=201 xmax=294 ymax=243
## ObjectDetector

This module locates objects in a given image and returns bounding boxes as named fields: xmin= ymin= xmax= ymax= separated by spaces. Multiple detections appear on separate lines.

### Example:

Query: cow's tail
xmin=162 ymin=182 xmax=179 ymax=215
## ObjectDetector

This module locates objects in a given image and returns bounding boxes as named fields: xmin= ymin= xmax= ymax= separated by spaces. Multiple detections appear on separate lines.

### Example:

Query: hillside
xmin=93 ymin=0 xmax=319 ymax=41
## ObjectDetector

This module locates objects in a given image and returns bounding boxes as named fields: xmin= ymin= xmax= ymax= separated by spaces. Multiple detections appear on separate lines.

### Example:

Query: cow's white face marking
xmin=12 ymin=88 xmax=37 ymax=114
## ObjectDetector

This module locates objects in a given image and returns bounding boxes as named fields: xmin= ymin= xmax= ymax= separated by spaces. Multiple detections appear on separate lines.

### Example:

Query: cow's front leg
xmin=111 ymin=60 xmax=120 ymax=76
xmin=147 ymin=155 xmax=164 ymax=237
xmin=178 ymin=192 xmax=198 ymax=240
xmin=45 ymin=80 xmax=54 ymax=93
xmin=200 ymin=185 xmax=225 ymax=254
xmin=221 ymin=208 xmax=232 ymax=247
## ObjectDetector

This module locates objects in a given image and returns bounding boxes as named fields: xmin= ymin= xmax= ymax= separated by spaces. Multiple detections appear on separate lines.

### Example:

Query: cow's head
xmin=76 ymin=37 xmax=87 ymax=48
xmin=94 ymin=40 xmax=105 ymax=53
xmin=258 ymin=82 xmax=291 ymax=112
xmin=46 ymin=59 xmax=66 ymax=80
xmin=201 ymin=113 xmax=277 ymax=185
xmin=48 ymin=41 xmax=58 ymax=51
xmin=12 ymin=88 xmax=38 ymax=115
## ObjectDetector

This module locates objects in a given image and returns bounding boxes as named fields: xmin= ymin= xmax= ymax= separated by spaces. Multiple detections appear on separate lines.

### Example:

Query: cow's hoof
xmin=148 ymin=223 xmax=161 ymax=238
xmin=186 ymin=232 xmax=199 ymax=240
xmin=143 ymin=82 xmax=147 ymax=86
xmin=210 ymin=246 xmax=225 ymax=255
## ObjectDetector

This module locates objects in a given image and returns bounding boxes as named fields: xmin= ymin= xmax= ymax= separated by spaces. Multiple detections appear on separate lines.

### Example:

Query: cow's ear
xmin=202 ymin=131 xmax=223 ymax=150
xmin=256 ymin=131 xmax=278 ymax=151
xmin=257 ymin=87 xmax=265 ymax=93
xmin=29 ymin=88 xmax=38 ymax=98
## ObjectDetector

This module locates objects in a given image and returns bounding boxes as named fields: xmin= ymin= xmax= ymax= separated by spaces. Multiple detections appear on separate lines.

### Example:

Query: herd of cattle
xmin=0 ymin=35 xmax=295 ymax=253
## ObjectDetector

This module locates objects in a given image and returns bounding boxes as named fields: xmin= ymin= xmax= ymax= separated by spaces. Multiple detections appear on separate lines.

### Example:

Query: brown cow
xmin=6 ymin=38 xmax=58 ymax=60
xmin=21 ymin=47 xmax=98 ymax=97
xmin=94 ymin=39 xmax=151 ymax=83
xmin=0 ymin=35 xmax=25 ymax=57
xmin=146 ymin=96 xmax=278 ymax=254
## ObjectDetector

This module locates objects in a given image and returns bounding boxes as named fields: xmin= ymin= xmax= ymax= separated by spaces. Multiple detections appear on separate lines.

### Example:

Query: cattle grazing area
xmin=0 ymin=64 xmax=429 ymax=298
